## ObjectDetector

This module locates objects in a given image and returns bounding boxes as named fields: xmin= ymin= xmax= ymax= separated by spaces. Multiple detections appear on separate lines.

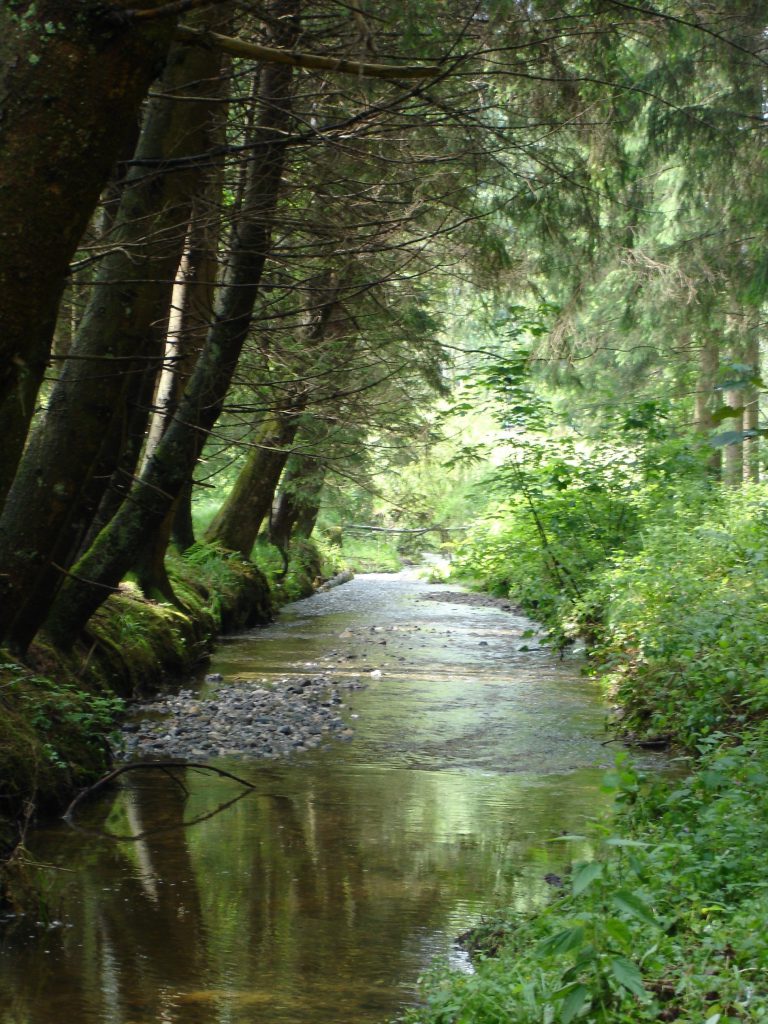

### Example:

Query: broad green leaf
xmin=537 ymin=926 xmax=585 ymax=957
xmin=546 ymin=835 xmax=587 ymax=842
xmin=609 ymin=956 xmax=646 ymax=997
xmin=603 ymin=838 xmax=651 ymax=848
xmin=709 ymin=430 xmax=751 ymax=448
xmin=603 ymin=917 xmax=633 ymax=948
xmin=560 ymin=984 xmax=591 ymax=1024
xmin=572 ymin=861 xmax=602 ymax=896
xmin=711 ymin=405 xmax=745 ymax=424
xmin=612 ymin=888 xmax=657 ymax=927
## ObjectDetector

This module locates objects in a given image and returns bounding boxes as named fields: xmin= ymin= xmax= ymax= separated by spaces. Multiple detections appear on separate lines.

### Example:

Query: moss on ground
xmin=0 ymin=545 xmax=272 ymax=859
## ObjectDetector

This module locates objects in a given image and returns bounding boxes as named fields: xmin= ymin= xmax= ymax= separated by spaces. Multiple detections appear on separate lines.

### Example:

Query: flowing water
xmin=1 ymin=572 xmax=626 ymax=1024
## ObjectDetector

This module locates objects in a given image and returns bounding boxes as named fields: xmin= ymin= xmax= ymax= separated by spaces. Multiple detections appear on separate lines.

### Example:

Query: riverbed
xmin=1 ymin=571 xmax=621 ymax=1024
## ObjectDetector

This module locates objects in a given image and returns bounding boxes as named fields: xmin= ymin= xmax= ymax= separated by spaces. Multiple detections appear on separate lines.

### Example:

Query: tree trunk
xmin=205 ymin=413 xmax=302 ymax=557
xmin=204 ymin=269 xmax=345 ymax=557
xmin=0 ymin=18 xmax=227 ymax=651
xmin=143 ymin=178 xmax=225 ymax=556
xmin=43 ymin=0 xmax=300 ymax=651
xmin=269 ymin=453 xmax=327 ymax=549
xmin=723 ymin=327 xmax=745 ymax=487
xmin=694 ymin=333 xmax=722 ymax=477
xmin=743 ymin=329 xmax=760 ymax=484
xmin=172 ymin=480 xmax=198 ymax=552
xmin=0 ymin=1 xmax=176 ymax=497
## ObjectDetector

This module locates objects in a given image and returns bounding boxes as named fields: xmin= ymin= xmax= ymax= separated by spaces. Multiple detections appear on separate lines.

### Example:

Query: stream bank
xmin=0 ymin=542 xmax=299 ymax=855
xmin=0 ymin=569 xmax=616 ymax=1024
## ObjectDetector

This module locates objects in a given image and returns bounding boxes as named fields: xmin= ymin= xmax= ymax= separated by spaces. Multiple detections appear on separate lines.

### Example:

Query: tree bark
xmin=694 ymin=333 xmax=722 ymax=477
xmin=269 ymin=454 xmax=327 ymax=548
xmin=723 ymin=327 xmax=745 ymax=487
xmin=143 ymin=176 xmax=225 ymax=557
xmin=0 ymin=0 xmax=176 ymax=497
xmin=743 ymin=329 xmax=760 ymax=484
xmin=205 ymin=412 xmax=303 ymax=557
xmin=43 ymin=0 xmax=300 ymax=651
xmin=0 ymin=16 xmax=227 ymax=651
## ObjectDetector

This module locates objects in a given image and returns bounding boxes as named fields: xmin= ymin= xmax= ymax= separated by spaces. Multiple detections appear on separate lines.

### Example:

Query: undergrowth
xmin=404 ymin=742 xmax=768 ymax=1024
xmin=427 ymin=468 xmax=768 ymax=1024
xmin=338 ymin=534 xmax=403 ymax=573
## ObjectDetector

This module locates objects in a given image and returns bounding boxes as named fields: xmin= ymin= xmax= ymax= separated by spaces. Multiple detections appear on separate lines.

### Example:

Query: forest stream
xmin=0 ymin=571 xmax=640 ymax=1024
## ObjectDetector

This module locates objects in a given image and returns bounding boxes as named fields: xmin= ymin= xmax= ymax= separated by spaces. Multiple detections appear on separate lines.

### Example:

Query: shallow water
xmin=1 ymin=572 xmax=622 ymax=1024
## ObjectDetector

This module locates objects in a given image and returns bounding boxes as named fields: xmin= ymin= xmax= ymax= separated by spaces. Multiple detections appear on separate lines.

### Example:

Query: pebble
xmin=114 ymin=671 xmax=371 ymax=763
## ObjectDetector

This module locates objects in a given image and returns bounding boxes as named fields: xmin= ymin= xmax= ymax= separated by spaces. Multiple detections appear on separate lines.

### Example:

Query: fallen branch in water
xmin=62 ymin=760 xmax=260 ymax=836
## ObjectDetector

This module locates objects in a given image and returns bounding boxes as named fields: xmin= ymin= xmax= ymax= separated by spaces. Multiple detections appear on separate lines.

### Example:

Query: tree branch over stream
xmin=62 ymin=761 xmax=265 ymax=841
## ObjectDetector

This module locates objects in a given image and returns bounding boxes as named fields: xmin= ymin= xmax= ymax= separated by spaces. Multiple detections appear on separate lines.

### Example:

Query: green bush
xmin=592 ymin=487 xmax=768 ymax=745
xmin=403 ymin=742 xmax=768 ymax=1024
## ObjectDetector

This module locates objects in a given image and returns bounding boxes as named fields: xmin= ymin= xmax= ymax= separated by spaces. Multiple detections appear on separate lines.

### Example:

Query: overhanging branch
xmin=175 ymin=25 xmax=442 ymax=80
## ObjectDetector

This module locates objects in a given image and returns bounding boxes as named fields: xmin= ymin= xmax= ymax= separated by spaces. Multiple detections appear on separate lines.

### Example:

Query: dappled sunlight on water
xmin=1 ymin=572 xmax=620 ymax=1024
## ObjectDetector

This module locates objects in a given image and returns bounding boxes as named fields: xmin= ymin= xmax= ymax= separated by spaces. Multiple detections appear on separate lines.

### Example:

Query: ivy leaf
xmin=709 ymin=430 xmax=753 ymax=448
xmin=711 ymin=405 xmax=744 ymax=424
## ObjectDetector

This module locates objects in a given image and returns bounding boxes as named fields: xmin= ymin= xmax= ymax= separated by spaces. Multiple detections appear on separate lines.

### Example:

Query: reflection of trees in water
xmin=0 ymin=763 xmax=606 ymax=1023
xmin=0 ymin=762 xmax=607 ymax=1024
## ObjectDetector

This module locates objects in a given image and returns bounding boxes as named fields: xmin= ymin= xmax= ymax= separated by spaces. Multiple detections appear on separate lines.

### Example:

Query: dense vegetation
xmin=2 ymin=0 xmax=768 ymax=1020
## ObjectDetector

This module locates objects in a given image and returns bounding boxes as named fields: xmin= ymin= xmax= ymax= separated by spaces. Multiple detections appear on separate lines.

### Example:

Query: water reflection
xmin=1 ymin=574 xmax=615 ymax=1024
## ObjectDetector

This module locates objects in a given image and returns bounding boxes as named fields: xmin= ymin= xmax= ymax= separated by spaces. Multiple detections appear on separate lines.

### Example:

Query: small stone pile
xmin=115 ymin=673 xmax=367 ymax=761
xmin=422 ymin=590 xmax=518 ymax=612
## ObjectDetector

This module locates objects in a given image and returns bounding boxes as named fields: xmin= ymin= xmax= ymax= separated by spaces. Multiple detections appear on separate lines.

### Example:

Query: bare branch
xmin=175 ymin=25 xmax=442 ymax=80
xmin=127 ymin=0 xmax=230 ymax=20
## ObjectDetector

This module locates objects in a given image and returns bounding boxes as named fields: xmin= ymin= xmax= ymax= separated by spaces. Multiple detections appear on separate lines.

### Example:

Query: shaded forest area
xmin=3 ymin=1 xmax=768 ymax=1021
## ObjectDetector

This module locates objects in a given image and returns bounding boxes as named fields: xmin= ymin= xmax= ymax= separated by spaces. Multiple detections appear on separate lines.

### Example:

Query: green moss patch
xmin=0 ymin=545 xmax=273 ymax=860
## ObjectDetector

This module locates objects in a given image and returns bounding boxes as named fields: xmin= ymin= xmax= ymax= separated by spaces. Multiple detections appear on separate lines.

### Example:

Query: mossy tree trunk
xmin=0 ymin=15 xmax=228 ymax=651
xmin=42 ymin=0 xmax=300 ymax=651
xmin=269 ymin=455 xmax=327 ymax=548
xmin=0 ymin=0 xmax=176 ymax=499
xmin=204 ymin=269 xmax=345 ymax=558
xmin=205 ymin=411 xmax=304 ymax=557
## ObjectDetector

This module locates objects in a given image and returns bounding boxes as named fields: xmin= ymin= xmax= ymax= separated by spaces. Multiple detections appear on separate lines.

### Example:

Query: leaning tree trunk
xmin=43 ymin=0 xmax=300 ymax=651
xmin=0 ymin=1 xmax=176 ymax=499
xmin=151 ymin=176 xmax=227 ymax=556
xmin=0 ymin=17 xmax=228 ymax=651
xmin=204 ymin=269 xmax=345 ymax=557
xmin=205 ymin=411 xmax=304 ymax=557
xmin=270 ymin=455 xmax=327 ymax=548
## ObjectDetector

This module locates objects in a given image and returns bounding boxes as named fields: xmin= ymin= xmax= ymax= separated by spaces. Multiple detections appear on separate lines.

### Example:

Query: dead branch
xmin=62 ymin=760 xmax=259 ymax=825
xmin=176 ymin=25 xmax=442 ymax=80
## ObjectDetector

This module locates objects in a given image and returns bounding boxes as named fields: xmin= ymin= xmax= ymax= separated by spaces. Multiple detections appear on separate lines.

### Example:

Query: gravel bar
xmin=115 ymin=672 xmax=369 ymax=762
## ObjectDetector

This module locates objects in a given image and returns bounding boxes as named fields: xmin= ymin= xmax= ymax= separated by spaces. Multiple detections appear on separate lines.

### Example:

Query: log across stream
xmin=0 ymin=571 xmax=645 ymax=1024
